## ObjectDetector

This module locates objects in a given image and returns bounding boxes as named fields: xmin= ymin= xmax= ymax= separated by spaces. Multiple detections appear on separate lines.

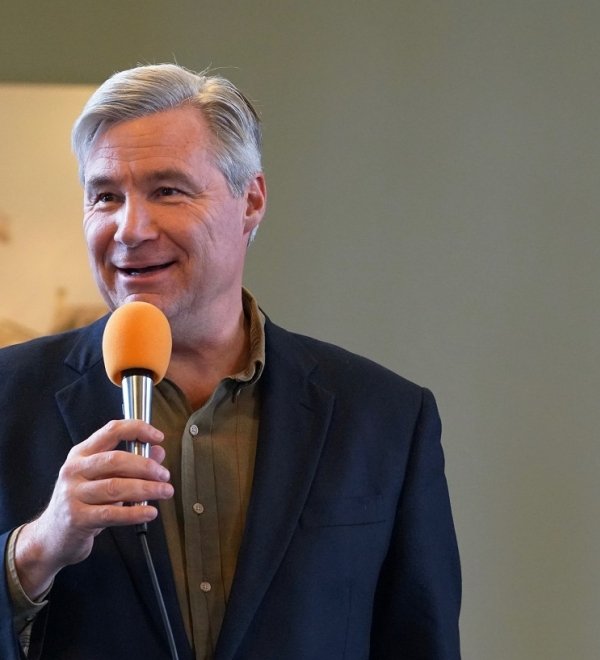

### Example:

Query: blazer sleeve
xmin=0 ymin=531 xmax=28 ymax=660
xmin=370 ymin=388 xmax=461 ymax=659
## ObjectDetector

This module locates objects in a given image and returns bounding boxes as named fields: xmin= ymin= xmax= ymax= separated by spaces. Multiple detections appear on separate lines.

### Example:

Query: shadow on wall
xmin=0 ymin=287 xmax=106 ymax=348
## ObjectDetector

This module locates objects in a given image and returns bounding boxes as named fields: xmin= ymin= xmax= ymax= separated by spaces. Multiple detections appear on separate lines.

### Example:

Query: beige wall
xmin=0 ymin=85 xmax=103 ymax=338
xmin=1 ymin=2 xmax=599 ymax=658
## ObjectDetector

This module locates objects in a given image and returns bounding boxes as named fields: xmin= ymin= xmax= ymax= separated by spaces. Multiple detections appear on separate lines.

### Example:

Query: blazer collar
xmin=216 ymin=318 xmax=335 ymax=659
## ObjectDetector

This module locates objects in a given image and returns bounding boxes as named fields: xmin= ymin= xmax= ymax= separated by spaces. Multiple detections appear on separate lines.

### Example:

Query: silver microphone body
xmin=121 ymin=369 xmax=154 ymax=505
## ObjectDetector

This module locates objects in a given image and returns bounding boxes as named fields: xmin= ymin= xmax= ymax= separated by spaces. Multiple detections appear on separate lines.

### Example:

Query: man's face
xmin=82 ymin=105 xmax=266 ymax=339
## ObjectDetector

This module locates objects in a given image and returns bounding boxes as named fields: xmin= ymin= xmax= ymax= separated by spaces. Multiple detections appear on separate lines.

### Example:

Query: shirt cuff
xmin=5 ymin=524 xmax=51 ymax=632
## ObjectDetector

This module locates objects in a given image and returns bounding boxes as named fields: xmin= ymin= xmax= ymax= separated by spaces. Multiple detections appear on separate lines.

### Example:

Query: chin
xmin=111 ymin=292 xmax=163 ymax=310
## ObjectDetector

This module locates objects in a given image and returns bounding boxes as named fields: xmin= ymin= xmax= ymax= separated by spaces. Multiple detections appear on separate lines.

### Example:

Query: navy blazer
xmin=0 ymin=315 xmax=461 ymax=659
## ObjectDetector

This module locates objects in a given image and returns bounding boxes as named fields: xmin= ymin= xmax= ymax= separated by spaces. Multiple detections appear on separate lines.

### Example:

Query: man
xmin=0 ymin=64 xmax=461 ymax=659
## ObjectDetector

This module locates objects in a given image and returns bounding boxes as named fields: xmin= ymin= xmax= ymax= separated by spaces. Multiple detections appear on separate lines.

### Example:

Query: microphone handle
xmin=121 ymin=369 xmax=154 ymax=505
xmin=122 ymin=372 xmax=179 ymax=659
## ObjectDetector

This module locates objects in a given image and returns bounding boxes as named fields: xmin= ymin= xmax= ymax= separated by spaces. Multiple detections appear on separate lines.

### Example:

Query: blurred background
xmin=1 ymin=2 xmax=599 ymax=657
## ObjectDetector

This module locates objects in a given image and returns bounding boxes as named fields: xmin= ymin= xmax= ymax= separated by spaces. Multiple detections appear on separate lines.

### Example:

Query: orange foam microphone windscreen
xmin=102 ymin=301 xmax=172 ymax=386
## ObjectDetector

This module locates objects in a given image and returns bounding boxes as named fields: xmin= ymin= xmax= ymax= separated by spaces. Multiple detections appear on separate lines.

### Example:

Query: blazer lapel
xmin=109 ymin=520 xmax=192 ymax=658
xmin=54 ymin=318 xmax=192 ymax=658
xmin=55 ymin=316 xmax=121 ymax=445
xmin=216 ymin=320 xmax=335 ymax=660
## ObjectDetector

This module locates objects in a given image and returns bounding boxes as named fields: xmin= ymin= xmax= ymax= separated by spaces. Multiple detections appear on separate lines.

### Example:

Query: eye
xmin=89 ymin=191 xmax=118 ymax=205
xmin=157 ymin=187 xmax=182 ymax=197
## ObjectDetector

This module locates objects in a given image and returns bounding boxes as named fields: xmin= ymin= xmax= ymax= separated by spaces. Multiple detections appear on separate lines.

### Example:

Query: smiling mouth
xmin=119 ymin=262 xmax=174 ymax=276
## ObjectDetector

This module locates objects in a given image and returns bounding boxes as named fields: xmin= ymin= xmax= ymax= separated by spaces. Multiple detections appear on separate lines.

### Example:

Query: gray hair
xmin=71 ymin=63 xmax=262 ymax=197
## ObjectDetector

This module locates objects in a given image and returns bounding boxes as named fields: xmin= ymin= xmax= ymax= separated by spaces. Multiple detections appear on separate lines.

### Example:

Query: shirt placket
xmin=181 ymin=383 xmax=232 ymax=657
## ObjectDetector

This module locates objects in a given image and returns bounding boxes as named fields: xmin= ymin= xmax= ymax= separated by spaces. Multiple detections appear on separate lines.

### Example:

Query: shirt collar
xmin=228 ymin=287 xmax=265 ymax=387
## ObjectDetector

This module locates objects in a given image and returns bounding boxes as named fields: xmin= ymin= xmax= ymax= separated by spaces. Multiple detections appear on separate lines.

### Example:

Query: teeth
xmin=123 ymin=264 xmax=165 ymax=275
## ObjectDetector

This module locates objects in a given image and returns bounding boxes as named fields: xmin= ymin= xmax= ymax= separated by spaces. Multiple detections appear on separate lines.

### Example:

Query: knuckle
xmin=105 ymin=477 xmax=122 ymax=499
xmin=104 ymin=420 xmax=119 ymax=434
xmin=98 ymin=506 xmax=114 ymax=525
xmin=61 ymin=500 xmax=80 ymax=529
xmin=143 ymin=480 xmax=156 ymax=496
xmin=59 ymin=458 xmax=78 ymax=480
xmin=102 ymin=451 xmax=120 ymax=470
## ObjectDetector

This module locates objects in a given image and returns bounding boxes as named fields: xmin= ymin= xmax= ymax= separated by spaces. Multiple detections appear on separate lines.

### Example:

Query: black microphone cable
xmin=136 ymin=523 xmax=180 ymax=660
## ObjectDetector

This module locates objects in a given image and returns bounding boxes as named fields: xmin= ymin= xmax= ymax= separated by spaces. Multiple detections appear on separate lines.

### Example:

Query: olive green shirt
xmin=154 ymin=290 xmax=264 ymax=657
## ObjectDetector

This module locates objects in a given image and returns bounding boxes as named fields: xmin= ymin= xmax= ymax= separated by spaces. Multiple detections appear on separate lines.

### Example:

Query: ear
xmin=242 ymin=173 xmax=267 ymax=238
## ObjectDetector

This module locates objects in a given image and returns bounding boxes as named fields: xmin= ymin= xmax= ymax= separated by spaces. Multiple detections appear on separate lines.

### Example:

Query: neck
xmin=166 ymin=295 xmax=250 ymax=409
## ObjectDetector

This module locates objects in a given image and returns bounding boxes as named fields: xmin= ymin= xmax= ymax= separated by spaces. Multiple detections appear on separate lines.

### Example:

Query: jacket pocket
xmin=300 ymin=494 xmax=386 ymax=528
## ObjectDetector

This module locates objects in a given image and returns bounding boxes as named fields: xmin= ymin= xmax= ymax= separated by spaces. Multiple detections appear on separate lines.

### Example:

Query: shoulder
xmin=0 ymin=329 xmax=76 ymax=363
xmin=0 ymin=316 xmax=107 ymax=387
xmin=264 ymin=317 xmax=429 ymax=409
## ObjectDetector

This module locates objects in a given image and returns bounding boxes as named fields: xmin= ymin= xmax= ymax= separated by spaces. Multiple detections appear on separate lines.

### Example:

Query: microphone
xmin=102 ymin=301 xmax=172 ymax=504
xmin=102 ymin=302 xmax=180 ymax=660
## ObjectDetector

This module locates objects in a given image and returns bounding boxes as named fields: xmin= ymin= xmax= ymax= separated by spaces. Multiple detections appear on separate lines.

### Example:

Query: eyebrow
xmin=145 ymin=168 xmax=199 ymax=189
xmin=84 ymin=169 xmax=200 ymax=193
xmin=84 ymin=174 xmax=117 ymax=194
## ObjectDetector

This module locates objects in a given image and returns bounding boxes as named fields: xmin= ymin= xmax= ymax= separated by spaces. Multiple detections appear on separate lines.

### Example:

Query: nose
xmin=114 ymin=197 xmax=159 ymax=247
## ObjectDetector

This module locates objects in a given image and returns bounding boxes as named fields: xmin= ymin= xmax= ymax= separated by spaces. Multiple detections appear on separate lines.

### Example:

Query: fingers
xmin=92 ymin=502 xmax=160 ymax=528
xmin=150 ymin=444 xmax=166 ymax=464
xmin=65 ymin=500 xmax=160 ymax=531
xmin=53 ymin=418 xmax=174 ymax=530
xmin=57 ymin=445 xmax=173 ymax=531
xmin=14 ymin=420 xmax=174 ymax=597
xmin=76 ymin=476 xmax=174 ymax=506
xmin=75 ymin=419 xmax=165 ymax=457
xmin=71 ymin=447 xmax=170 ymax=483
xmin=63 ymin=419 xmax=169 ymax=484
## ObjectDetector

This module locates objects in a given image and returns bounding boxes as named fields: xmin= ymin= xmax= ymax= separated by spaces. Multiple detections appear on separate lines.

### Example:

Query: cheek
xmin=83 ymin=215 xmax=112 ymax=262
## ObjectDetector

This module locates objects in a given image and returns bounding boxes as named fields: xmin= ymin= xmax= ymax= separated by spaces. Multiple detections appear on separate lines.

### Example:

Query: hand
xmin=14 ymin=419 xmax=174 ymax=600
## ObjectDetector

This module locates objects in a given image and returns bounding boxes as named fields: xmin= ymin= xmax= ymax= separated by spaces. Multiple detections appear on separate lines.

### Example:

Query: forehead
xmin=83 ymin=106 xmax=213 ymax=180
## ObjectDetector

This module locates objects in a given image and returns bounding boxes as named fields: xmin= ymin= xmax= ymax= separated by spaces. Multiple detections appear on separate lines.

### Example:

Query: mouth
xmin=117 ymin=261 xmax=175 ymax=276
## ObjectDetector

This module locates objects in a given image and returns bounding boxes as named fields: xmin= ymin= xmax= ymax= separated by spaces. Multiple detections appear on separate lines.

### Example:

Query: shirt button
xmin=189 ymin=424 xmax=199 ymax=436
xmin=193 ymin=502 xmax=205 ymax=515
xmin=200 ymin=581 xmax=212 ymax=593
